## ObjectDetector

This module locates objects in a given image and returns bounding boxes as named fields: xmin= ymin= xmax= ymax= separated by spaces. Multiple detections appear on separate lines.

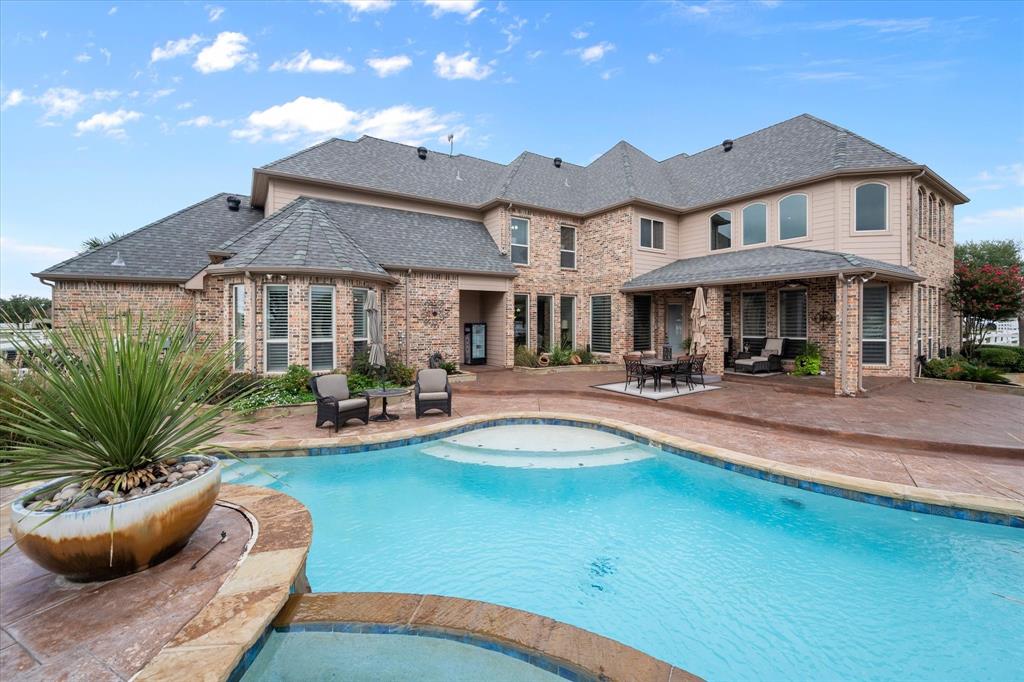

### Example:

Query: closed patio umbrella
xmin=690 ymin=286 xmax=708 ymax=356
xmin=365 ymin=290 xmax=386 ymax=389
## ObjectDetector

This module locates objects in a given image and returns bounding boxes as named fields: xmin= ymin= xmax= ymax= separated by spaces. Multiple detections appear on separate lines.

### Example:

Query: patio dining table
xmin=640 ymin=358 xmax=679 ymax=392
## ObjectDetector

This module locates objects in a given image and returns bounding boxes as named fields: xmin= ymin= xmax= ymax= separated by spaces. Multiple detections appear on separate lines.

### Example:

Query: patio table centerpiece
xmin=1 ymin=315 xmax=241 ymax=581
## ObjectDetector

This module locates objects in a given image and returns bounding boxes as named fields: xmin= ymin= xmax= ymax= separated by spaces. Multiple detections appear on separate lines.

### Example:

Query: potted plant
xmin=1 ymin=315 xmax=241 ymax=581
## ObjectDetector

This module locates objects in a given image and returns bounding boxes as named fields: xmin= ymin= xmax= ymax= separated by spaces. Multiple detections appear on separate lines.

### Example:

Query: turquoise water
xmin=230 ymin=426 xmax=1024 ymax=681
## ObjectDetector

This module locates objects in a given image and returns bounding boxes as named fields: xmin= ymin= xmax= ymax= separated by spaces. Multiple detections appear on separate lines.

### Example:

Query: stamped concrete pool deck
xmin=218 ymin=370 xmax=1024 ymax=502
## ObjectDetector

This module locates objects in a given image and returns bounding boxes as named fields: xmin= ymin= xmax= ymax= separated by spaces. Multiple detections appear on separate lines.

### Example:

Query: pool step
xmin=221 ymin=460 xmax=285 ymax=486
xmin=420 ymin=442 xmax=653 ymax=469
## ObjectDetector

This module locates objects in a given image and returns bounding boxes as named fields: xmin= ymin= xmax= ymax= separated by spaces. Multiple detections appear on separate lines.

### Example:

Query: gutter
xmin=206 ymin=265 xmax=399 ymax=284
xmin=620 ymin=267 xmax=922 ymax=293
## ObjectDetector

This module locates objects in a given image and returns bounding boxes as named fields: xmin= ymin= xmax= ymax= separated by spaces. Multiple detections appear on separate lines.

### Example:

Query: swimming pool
xmin=227 ymin=424 xmax=1024 ymax=680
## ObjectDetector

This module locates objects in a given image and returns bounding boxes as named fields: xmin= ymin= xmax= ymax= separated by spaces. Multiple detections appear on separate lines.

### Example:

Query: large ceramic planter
xmin=9 ymin=455 xmax=221 ymax=582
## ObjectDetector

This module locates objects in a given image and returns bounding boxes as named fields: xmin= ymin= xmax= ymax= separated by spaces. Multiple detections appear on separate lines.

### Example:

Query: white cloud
xmin=37 ymin=87 xmax=87 ymax=118
xmin=433 ymin=51 xmax=493 ymax=80
xmin=75 ymin=108 xmax=142 ymax=138
xmin=465 ymin=7 xmax=485 ymax=22
xmin=74 ymin=53 xmax=92 ymax=63
xmin=207 ymin=5 xmax=225 ymax=21
xmin=338 ymin=0 xmax=394 ymax=12
xmin=108 ymin=6 xmax=118 ymax=15
xmin=498 ymin=16 xmax=527 ymax=53
xmin=1 ymin=89 xmax=26 ymax=110
xmin=969 ymin=164 xmax=1024 ymax=192
xmin=150 ymin=34 xmax=203 ymax=63
xmin=791 ymin=71 xmax=860 ymax=81
xmin=231 ymin=95 xmax=464 ymax=146
xmin=647 ymin=52 xmax=663 ymax=64
xmin=571 ymin=29 xmax=589 ymax=40
xmin=600 ymin=68 xmax=622 ymax=80
xmin=179 ymin=115 xmax=231 ymax=128
xmin=194 ymin=32 xmax=256 ymax=73
xmin=177 ymin=100 xmax=195 ymax=110
xmin=525 ymin=49 xmax=544 ymax=61
xmin=423 ymin=0 xmax=479 ymax=18
xmin=571 ymin=41 xmax=615 ymax=64
xmin=366 ymin=54 xmax=412 ymax=77
xmin=960 ymin=206 xmax=1024 ymax=225
xmin=99 ymin=47 xmax=112 ymax=65
xmin=270 ymin=50 xmax=354 ymax=74
xmin=149 ymin=87 xmax=175 ymax=100
xmin=91 ymin=89 xmax=121 ymax=101
xmin=757 ymin=0 xmax=781 ymax=6
xmin=0 ymin=236 xmax=76 ymax=261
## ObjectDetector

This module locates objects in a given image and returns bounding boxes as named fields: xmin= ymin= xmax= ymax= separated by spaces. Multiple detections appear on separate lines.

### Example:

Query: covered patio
xmin=622 ymin=246 xmax=922 ymax=395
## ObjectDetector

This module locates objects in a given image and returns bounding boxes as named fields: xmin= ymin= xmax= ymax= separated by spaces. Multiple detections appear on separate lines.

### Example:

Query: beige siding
xmin=266 ymin=179 xmax=481 ymax=221
xmin=459 ymin=274 xmax=509 ymax=291
xmin=632 ymin=207 xmax=681 ymax=277
xmin=458 ymin=288 xmax=509 ymax=367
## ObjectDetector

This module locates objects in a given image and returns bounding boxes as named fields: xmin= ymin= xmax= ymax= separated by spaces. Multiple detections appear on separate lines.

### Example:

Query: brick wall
xmin=383 ymin=270 xmax=461 ymax=369
xmin=51 ymin=280 xmax=194 ymax=330
xmin=910 ymin=178 xmax=957 ymax=356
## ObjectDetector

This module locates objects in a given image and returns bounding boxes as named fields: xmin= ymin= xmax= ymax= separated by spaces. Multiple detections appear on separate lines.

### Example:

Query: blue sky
xmin=1 ymin=0 xmax=1022 ymax=297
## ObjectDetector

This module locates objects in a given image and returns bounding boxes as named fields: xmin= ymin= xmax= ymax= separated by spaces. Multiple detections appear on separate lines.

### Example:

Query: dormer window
xmin=510 ymin=217 xmax=529 ymax=265
xmin=778 ymin=194 xmax=808 ymax=240
xmin=640 ymin=217 xmax=664 ymax=250
xmin=855 ymin=182 xmax=887 ymax=231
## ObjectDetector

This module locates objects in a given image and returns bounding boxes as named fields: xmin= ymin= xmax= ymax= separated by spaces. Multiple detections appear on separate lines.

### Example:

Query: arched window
xmin=710 ymin=211 xmax=732 ymax=250
xmin=917 ymin=187 xmax=927 ymax=237
xmin=742 ymin=203 xmax=767 ymax=245
xmin=854 ymin=182 xmax=887 ymax=231
xmin=778 ymin=194 xmax=807 ymax=240
xmin=928 ymin=193 xmax=937 ymax=241
xmin=938 ymin=200 xmax=946 ymax=244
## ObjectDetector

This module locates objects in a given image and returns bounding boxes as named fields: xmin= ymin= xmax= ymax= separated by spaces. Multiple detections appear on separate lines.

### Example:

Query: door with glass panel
xmin=536 ymin=295 xmax=553 ymax=352
xmin=667 ymin=303 xmax=685 ymax=354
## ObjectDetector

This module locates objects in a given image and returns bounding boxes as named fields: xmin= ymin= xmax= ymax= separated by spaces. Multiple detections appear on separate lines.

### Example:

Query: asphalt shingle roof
xmin=622 ymin=246 xmax=923 ymax=290
xmin=261 ymin=114 xmax=919 ymax=215
xmin=214 ymin=197 xmax=517 ymax=277
xmin=34 ymin=193 xmax=263 ymax=282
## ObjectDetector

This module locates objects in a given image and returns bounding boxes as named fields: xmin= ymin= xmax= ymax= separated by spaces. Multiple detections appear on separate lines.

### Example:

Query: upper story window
xmin=510 ymin=217 xmax=529 ymax=265
xmin=928 ymin=193 xmax=937 ymax=241
xmin=560 ymin=226 xmax=576 ymax=269
xmin=778 ymin=194 xmax=808 ymax=240
xmin=854 ymin=182 xmax=888 ymax=231
xmin=742 ymin=203 xmax=767 ymax=245
xmin=938 ymin=200 xmax=947 ymax=244
xmin=710 ymin=211 xmax=732 ymax=250
xmin=917 ymin=187 xmax=927 ymax=238
xmin=639 ymin=217 xmax=665 ymax=250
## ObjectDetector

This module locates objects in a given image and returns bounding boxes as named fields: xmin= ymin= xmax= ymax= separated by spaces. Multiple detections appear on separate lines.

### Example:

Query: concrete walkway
xmin=219 ymin=369 xmax=1024 ymax=502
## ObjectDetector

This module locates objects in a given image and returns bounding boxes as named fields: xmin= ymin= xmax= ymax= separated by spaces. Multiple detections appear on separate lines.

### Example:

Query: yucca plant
xmin=0 ymin=314 xmax=240 ymax=501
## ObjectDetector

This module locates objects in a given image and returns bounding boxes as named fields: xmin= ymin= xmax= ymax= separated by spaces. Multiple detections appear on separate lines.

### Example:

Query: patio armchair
xmin=310 ymin=374 xmax=369 ymax=432
xmin=623 ymin=355 xmax=646 ymax=391
xmin=415 ymin=368 xmax=452 ymax=418
xmin=733 ymin=338 xmax=783 ymax=374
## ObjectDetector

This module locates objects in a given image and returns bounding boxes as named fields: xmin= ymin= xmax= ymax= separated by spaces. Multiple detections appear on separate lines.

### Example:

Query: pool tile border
xmin=215 ymin=412 xmax=1024 ymax=528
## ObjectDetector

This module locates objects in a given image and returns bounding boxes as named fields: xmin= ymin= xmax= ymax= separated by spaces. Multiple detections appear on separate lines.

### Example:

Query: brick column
xmin=704 ymin=285 xmax=725 ymax=376
xmin=833 ymin=277 xmax=861 ymax=396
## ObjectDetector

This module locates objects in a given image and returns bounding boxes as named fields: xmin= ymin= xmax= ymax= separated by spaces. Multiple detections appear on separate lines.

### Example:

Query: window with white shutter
xmin=590 ymin=295 xmax=612 ymax=354
xmin=778 ymin=289 xmax=807 ymax=339
xmin=231 ymin=284 xmax=246 ymax=371
xmin=310 ymin=285 xmax=335 ymax=371
xmin=352 ymin=288 xmax=368 ymax=356
xmin=862 ymin=284 xmax=889 ymax=365
xmin=741 ymin=291 xmax=767 ymax=351
xmin=264 ymin=285 xmax=289 ymax=373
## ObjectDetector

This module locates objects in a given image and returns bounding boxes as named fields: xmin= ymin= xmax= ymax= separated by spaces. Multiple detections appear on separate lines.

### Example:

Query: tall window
xmin=778 ymin=194 xmax=808 ymax=240
xmin=309 ymin=285 xmax=335 ymax=372
xmin=723 ymin=290 xmax=732 ymax=337
xmin=510 ymin=217 xmax=529 ymax=265
xmin=640 ymin=217 xmax=664 ymax=250
xmin=514 ymin=294 xmax=529 ymax=349
xmin=917 ymin=286 xmax=925 ymax=355
xmin=231 ymin=284 xmax=246 ymax=371
xmin=862 ymin=284 xmax=889 ymax=365
xmin=590 ymin=295 xmax=612 ymax=354
xmin=938 ymin=200 xmax=946 ymax=244
xmin=560 ymin=296 xmax=575 ymax=349
xmin=778 ymin=289 xmax=807 ymax=339
xmin=560 ymin=226 xmax=576 ymax=269
xmin=928 ymin=193 xmax=937 ymax=241
xmin=633 ymin=295 xmax=652 ymax=351
xmin=917 ymin=188 xmax=927 ymax=237
xmin=264 ymin=284 xmax=289 ymax=373
xmin=742 ymin=203 xmax=767 ymax=245
xmin=353 ymin=288 xmax=368 ymax=355
xmin=741 ymin=291 xmax=767 ymax=352
xmin=537 ymin=295 xmax=553 ymax=352
xmin=928 ymin=286 xmax=935 ymax=358
xmin=855 ymin=183 xmax=887 ymax=231
xmin=710 ymin=211 xmax=732 ymax=250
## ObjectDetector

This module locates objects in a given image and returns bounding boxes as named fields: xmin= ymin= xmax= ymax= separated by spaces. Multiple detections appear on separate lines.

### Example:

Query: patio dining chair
xmin=689 ymin=354 xmax=707 ymax=388
xmin=623 ymin=355 xmax=646 ymax=392
xmin=670 ymin=357 xmax=694 ymax=393
xmin=310 ymin=374 xmax=370 ymax=432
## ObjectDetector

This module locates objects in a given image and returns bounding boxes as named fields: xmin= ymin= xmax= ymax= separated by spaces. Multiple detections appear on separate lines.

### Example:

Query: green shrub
xmin=922 ymin=354 xmax=1010 ymax=384
xmin=345 ymin=371 xmax=397 ymax=395
xmin=514 ymin=345 xmax=539 ymax=368
xmin=547 ymin=344 xmax=574 ymax=367
xmin=350 ymin=351 xmax=414 ymax=386
xmin=792 ymin=342 xmax=822 ymax=376
xmin=964 ymin=364 xmax=1011 ymax=384
xmin=205 ymin=371 xmax=264 ymax=404
xmin=231 ymin=366 xmax=314 ymax=413
xmin=978 ymin=345 xmax=1024 ymax=372
xmin=439 ymin=361 xmax=459 ymax=375
xmin=278 ymin=365 xmax=313 ymax=393
xmin=576 ymin=348 xmax=596 ymax=365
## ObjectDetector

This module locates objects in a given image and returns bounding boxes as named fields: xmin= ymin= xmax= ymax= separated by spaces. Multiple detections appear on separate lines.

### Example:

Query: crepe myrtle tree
xmin=955 ymin=239 xmax=1024 ymax=348
xmin=947 ymin=260 xmax=1024 ymax=358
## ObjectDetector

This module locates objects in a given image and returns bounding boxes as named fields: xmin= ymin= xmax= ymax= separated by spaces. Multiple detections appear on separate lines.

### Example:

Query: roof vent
xmin=722 ymin=139 xmax=734 ymax=152
xmin=553 ymin=157 xmax=563 ymax=168
xmin=226 ymin=196 xmax=241 ymax=211
xmin=111 ymin=251 xmax=126 ymax=267
xmin=416 ymin=146 xmax=428 ymax=160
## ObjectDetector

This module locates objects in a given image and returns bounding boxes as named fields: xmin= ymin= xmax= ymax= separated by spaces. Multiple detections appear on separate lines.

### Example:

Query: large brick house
xmin=36 ymin=114 xmax=966 ymax=395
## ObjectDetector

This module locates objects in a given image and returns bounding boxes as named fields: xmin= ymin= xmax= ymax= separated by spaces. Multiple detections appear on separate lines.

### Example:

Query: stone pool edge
xmin=214 ymin=412 xmax=1024 ymax=527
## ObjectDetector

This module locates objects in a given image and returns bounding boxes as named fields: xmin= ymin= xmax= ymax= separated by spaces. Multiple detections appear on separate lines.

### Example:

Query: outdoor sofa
xmin=733 ymin=338 xmax=784 ymax=374
xmin=310 ymin=374 xmax=370 ymax=431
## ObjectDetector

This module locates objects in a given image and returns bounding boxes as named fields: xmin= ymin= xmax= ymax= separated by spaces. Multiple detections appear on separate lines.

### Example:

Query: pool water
xmin=227 ymin=425 xmax=1024 ymax=681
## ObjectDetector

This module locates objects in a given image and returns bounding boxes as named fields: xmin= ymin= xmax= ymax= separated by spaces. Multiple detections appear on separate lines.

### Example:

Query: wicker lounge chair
xmin=310 ymin=374 xmax=369 ymax=431
xmin=733 ymin=338 xmax=783 ymax=374
xmin=415 ymin=368 xmax=452 ymax=418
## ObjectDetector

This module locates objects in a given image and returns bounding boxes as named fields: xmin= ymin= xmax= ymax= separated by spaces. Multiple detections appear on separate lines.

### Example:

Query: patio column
xmin=833 ymin=276 xmax=861 ymax=396
xmin=704 ymin=285 xmax=725 ymax=376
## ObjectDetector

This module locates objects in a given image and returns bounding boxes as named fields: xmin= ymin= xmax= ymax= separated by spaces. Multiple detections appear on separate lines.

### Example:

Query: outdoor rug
xmin=593 ymin=379 xmax=722 ymax=401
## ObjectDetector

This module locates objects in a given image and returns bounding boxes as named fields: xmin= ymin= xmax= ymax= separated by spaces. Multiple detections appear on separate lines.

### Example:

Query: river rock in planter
xmin=10 ymin=455 xmax=221 ymax=581
xmin=71 ymin=495 xmax=100 ymax=510
xmin=97 ymin=490 xmax=114 ymax=502
xmin=167 ymin=472 xmax=183 ymax=483
xmin=56 ymin=486 xmax=80 ymax=501
xmin=182 ymin=470 xmax=198 ymax=480
xmin=181 ymin=462 xmax=200 ymax=473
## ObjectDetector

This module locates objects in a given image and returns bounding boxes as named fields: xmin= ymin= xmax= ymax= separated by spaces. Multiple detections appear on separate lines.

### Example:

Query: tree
xmin=955 ymin=239 xmax=1024 ymax=347
xmin=947 ymin=261 xmax=1024 ymax=358
xmin=81 ymin=232 xmax=124 ymax=252
xmin=0 ymin=296 xmax=51 ymax=324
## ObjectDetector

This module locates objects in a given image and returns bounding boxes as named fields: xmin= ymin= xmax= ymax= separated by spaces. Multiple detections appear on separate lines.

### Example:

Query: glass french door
xmin=667 ymin=303 xmax=685 ymax=354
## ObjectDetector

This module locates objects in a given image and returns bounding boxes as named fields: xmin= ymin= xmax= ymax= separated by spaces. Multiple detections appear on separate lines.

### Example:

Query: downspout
xmin=838 ymin=274 xmax=849 ymax=396
xmin=908 ymin=169 xmax=926 ymax=384
xmin=405 ymin=269 xmax=412 ymax=366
